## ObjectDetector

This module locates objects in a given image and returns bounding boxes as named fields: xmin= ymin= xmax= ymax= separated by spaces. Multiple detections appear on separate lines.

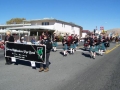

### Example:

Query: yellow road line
xmin=105 ymin=44 xmax=120 ymax=54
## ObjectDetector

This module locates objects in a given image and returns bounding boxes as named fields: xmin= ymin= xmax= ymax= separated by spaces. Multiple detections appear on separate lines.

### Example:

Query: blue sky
xmin=0 ymin=0 xmax=120 ymax=30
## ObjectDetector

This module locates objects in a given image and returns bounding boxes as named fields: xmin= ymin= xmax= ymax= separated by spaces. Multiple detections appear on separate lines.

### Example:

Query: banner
xmin=5 ymin=42 xmax=46 ymax=63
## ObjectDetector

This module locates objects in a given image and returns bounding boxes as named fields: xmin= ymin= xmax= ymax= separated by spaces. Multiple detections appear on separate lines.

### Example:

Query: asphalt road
xmin=0 ymin=42 xmax=120 ymax=90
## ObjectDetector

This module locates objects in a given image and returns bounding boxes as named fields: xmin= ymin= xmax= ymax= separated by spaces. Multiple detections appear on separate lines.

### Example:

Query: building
xmin=8 ymin=18 xmax=83 ymax=37
xmin=81 ymin=30 xmax=90 ymax=38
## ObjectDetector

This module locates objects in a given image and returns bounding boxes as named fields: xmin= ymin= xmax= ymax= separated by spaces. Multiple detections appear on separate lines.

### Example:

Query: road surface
xmin=0 ymin=42 xmax=120 ymax=90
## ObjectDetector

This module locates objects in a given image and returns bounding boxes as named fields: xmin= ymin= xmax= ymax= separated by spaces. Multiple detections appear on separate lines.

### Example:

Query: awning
xmin=8 ymin=25 xmax=55 ymax=31
xmin=0 ymin=30 xmax=29 ymax=34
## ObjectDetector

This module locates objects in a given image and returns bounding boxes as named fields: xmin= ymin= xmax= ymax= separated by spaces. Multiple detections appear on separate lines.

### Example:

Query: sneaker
xmin=44 ymin=68 xmax=49 ymax=72
xmin=39 ymin=67 xmax=44 ymax=72
xmin=5 ymin=62 xmax=10 ymax=65
xmin=64 ymin=54 xmax=67 ymax=56
xmin=90 ymin=56 xmax=92 ymax=58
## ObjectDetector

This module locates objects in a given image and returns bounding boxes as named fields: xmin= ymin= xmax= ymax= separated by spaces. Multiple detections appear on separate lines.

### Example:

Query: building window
xmin=42 ymin=22 xmax=44 ymax=25
xmin=71 ymin=26 xmax=74 ymax=30
xmin=42 ymin=22 xmax=49 ymax=25
xmin=2 ymin=27 xmax=4 ymax=30
xmin=45 ymin=22 xmax=49 ymax=25
xmin=62 ymin=23 xmax=65 ymax=27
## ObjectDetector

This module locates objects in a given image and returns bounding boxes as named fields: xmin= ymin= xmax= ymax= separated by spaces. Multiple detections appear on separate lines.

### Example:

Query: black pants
xmin=40 ymin=53 xmax=50 ymax=68
xmin=5 ymin=57 xmax=11 ymax=63
xmin=4 ymin=51 xmax=11 ymax=63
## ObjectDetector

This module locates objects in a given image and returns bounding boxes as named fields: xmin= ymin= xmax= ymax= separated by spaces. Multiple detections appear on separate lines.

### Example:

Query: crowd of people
xmin=83 ymin=33 xmax=119 ymax=59
xmin=3 ymin=30 xmax=119 ymax=72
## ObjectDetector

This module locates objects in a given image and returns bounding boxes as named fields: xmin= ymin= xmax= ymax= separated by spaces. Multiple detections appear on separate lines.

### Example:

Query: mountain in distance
xmin=107 ymin=28 xmax=120 ymax=34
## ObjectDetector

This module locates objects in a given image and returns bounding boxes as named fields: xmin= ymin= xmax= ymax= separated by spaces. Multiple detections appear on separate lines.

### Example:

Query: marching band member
xmin=74 ymin=36 xmax=79 ymax=50
xmin=89 ymin=35 xmax=97 ymax=59
xmin=98 ymin=39 xmax=105 ymax=56
xmin=110 ymin=36 xmax=113 ymax=42
xmin=84 ymin=35 xmax=90 ymax=50
xmin=102 ymin=35 xmax=107 ymax=51
xmin=115 ymin=35 xmax=118 ymax=43
xmin=90 ymin=41 xmax=97 ymax=59
xmin=52 ymin=33 xmax=58 ymax=52
xmin=105 ymin=35 xmax=110 ymax=47
xmin=63 ymin=36 xmax=68 ymax=56
xmin=70 ymin=35 xmax=75 ymax=54
xmin=39 ymin=35 xmax=52 ymax=72
xmin=99 ymin=34 xmax=103 ymax=40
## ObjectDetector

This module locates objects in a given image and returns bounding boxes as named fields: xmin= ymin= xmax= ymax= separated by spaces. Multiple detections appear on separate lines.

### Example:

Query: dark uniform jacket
xmin=89 ymin=37 xmax=94 ymax=46
xmin=41 ymin=39 xmax=52 ymax=53
xmin=4 ymin=35 xmax=14 ymax=56
xmin=4 ymin=35 xmax=14 ymax=43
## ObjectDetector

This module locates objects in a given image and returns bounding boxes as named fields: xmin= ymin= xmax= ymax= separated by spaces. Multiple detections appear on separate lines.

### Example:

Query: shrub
xmin=58 ymin=35 xmax=63 ymax=42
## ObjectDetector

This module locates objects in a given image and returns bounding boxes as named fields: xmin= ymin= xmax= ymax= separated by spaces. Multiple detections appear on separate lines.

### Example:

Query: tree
xmin=6 ymin=18 xmax=26 ymax=24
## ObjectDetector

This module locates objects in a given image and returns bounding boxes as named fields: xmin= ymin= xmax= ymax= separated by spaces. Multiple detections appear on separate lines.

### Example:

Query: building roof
xmin=24 ymin=18 xmax=82 ymax=28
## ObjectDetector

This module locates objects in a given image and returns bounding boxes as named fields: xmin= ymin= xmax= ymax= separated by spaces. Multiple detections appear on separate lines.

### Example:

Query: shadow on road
xmin=14 ymin=59 xmax=51 ymax=69
xmin=81 ymin=52 xmax=91 ymax=58
xmin=59 ymin=51 xmax=72 ymax=56
xmin=59 ymin=52 xmax=64 ymax=56
xmin=79 ymin=48 xmax=89 ymax=51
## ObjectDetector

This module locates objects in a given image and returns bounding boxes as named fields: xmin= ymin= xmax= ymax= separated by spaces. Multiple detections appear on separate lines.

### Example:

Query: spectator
xmin=31 ymin=38 xmax=36 ymax=44
xmin=4 ymin=31 xmax=14 ymax=65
